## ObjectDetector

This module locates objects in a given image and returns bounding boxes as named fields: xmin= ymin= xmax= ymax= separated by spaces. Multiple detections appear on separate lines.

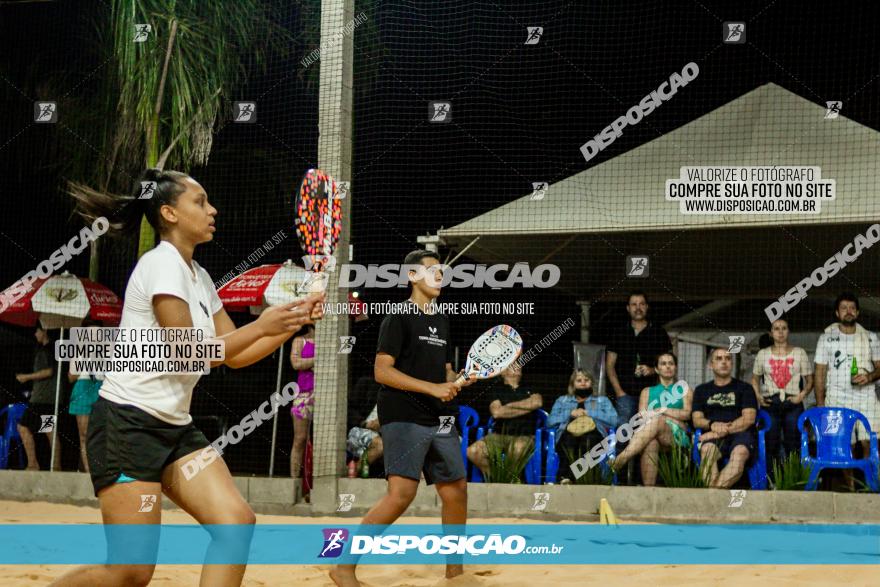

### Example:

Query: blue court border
xmin=1 ymin=524 xmax=879 ymax=564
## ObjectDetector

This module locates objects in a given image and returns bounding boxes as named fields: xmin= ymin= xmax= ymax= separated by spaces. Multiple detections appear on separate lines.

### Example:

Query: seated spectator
xmin=346 ymin=404 xmax=383 ymax=474
xmin=16 ymin=327 xmax=61 ymax=471
xmin=547 ymin=368 xmax=617 ymax=483
xmin=466 ymin=364 xmax=542 ymax=478
xmin=751 ymin=318 xmax=812 ymax=467
xmin=693 ymin=348 xmax=757 ymax=488
xmin=610 ymin=352 xmax=693 ymax=486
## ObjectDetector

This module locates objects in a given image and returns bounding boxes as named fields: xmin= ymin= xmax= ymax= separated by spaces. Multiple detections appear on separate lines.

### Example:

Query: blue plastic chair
xmin=473 ymin=409 xmax=549 ymax=483
xmin=458 ymin=405 xmax=480 ymax=481
xmin=798 ymin=407 xmax=880 ymax=492
xmin=693 ymin=409 xmax=771 ymax=489
xmin=0 ymin=403 xmax=27 ymax=470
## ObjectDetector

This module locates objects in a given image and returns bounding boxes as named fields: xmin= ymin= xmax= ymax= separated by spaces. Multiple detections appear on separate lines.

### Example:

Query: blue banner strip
xmin=0 ymin=524 xmax=878 ymax=564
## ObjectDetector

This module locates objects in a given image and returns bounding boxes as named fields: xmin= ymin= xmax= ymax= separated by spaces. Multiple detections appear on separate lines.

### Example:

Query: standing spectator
xmin=547 ymin=369 xmax=617 ymax=483
xmin=751 ymin=318 xmax=813 ymax=466
xmin=466 ymin=364 xmax=542 ymax=478
xmin=68 ymin=359 xmax=104 ymax=473
xmin=693 ymin=348 xmax=757 ymax=488
xmin=289 ymin=323 xmax=315 ymax=499
xmin=605 ymin=291 xmax=672 ymax=481
xmin=814 ymin=292 xmax=880 ymax=487
xmin=610 ymin=352 xmax=693 ymax=486
xmin=16 ymin=326 xmax=61 ymax=471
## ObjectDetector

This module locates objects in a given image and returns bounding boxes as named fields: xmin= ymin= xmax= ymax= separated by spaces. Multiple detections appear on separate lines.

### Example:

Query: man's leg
xmin=716 ymin=445 xmax=750 ymax=488
xmin=436 ymin=478 xmax=467 ymax=579
xmin=367 ymin=436 xmax=383 ymax=464
xmin=331 ymin=475 xmax=419 ymax=587
xmin=466 ymin=438 xmax=488 ymax=475
xmin=17 ymin=424 xmax=39 ymax=470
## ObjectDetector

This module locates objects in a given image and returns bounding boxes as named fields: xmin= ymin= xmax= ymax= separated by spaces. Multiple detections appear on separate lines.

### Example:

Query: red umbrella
xmin=216 ymin=260 xmax=364 ymax=476
xmin=0 ymin=271 xmax=122 ymax=470
xmin=0 ymin=271 xmax=122 ymax=328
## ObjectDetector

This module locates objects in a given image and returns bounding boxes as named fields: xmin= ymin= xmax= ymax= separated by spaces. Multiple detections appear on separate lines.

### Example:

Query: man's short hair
xmin=834 ymin=291 xmax=860 ymax=312
xmin=627 ymin=290 xmax=648 ymax=305
xmin=709 ymin=347 xmax=730 ymax=361
xmin=403 ymin=249 xmax=440 ymax=266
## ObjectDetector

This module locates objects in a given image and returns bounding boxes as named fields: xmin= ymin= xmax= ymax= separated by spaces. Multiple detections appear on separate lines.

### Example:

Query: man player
xmin=331 ymin=249 xmax=472 ymax=587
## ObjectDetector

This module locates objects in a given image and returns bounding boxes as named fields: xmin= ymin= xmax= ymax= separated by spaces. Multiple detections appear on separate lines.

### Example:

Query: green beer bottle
xmin=851 ymin=355 xmax=859 ymax=383
xmin=359 ymin=448 xmax=370 ymax=478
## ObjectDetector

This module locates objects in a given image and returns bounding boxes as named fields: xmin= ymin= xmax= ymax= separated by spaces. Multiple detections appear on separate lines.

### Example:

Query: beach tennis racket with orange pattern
xmin=295 ymin=168 xmax=343 ymax=292
xmin=455 ymin=324 xmax=523 ymax=385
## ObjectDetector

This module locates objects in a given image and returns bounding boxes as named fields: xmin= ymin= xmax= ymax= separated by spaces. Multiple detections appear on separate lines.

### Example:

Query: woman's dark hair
xmin=70 ymin=168 xmax=189 ymax=239
xmin=654 ymin=351 xmax=677 ymax=367
xmin=758 ymin=333 xmax=772 ymax=349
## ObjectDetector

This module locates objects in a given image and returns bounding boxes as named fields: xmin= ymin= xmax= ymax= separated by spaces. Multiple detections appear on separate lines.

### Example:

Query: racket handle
xmin=454 ymin=373 xmax=469 ymax=386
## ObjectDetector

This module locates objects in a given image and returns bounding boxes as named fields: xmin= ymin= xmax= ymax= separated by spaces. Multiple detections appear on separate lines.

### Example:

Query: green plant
xmin=654 ymin=443 xmax=708 ymax=488
xmin=560 ymin=445 xmax=612 ymax=485
xmin=484 ymin=435 xmax=534 ymax=484
xmin=769 ymin=452 xmax=813 ymax=491
xmin=61 ymin=0 xmax=294 ymax=263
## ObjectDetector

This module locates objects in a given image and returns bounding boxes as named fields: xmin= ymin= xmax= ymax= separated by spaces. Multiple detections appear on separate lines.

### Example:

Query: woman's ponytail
xmin=69 ymin=168 xmax=188 ymax=240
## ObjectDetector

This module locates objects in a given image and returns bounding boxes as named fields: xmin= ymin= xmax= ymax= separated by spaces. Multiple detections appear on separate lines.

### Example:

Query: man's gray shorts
xmin=380 ymin=421 xmax=466 ymax=485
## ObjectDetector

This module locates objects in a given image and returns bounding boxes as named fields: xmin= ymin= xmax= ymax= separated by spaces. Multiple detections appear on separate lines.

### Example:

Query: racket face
xmin=294 ymin=169 xmax=342 ymax=272
xmin=464 ymin=324 xmax=523 ymax=380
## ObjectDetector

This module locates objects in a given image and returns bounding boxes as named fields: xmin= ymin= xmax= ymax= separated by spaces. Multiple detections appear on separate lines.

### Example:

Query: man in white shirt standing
xmin=814 ymin=292 xmax=880 ymax=485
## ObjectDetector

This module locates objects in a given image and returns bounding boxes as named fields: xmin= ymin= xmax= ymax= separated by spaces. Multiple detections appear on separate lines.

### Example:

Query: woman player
xmin=52 ymin=168 xmax=323 ymax=587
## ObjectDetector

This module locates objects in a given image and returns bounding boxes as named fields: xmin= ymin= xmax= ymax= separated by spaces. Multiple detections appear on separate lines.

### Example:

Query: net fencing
xmin=1 ymin=0 xmax=879 ymax=494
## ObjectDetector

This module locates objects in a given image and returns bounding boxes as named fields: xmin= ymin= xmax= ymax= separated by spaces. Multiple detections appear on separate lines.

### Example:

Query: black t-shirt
xmin=376 ymin=304 xmax=455 ymax=426
xmin=485 ymin=380 xmax=535 ymax=437
xmin=692 ymin=378 xmax=757 ymax=428
xmin=607 ymin=322 xmax=672 ymax=396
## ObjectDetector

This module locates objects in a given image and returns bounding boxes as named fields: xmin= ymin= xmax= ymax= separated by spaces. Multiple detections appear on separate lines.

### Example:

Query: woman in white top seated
xmin=52 ymin=168 xmax=323 ymax=587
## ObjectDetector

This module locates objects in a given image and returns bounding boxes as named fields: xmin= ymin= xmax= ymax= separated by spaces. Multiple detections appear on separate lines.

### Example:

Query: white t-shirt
xmin=70 ymin=361 xmax=105 ymax=381
xmin=814 ymin=329 xmax=880 ymax=396
xmin=99 ymin=241 xmax=222 ymax=425
xmin=753 ymin=347 xmax=812 ymax=400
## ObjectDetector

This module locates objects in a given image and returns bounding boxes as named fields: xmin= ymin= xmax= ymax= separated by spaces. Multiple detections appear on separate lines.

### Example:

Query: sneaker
xmin=560 ymin=478 xmax=572 ymax=485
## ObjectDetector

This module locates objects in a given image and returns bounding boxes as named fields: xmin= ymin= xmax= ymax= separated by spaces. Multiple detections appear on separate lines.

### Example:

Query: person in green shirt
xmin=610 ymin=352 xmax=692 ymax=486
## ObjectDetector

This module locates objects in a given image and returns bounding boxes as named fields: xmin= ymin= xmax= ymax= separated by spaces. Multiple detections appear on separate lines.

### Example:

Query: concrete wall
xmin=2 ymin=471 xmax=878 ymax=523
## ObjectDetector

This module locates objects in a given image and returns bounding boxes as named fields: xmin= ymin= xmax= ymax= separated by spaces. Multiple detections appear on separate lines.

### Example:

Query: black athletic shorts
xmin=87 ymin=397 xmax=209 ymax=496
xmin=19 ymin=403 xmax=56 ymax=434
xmin=702 ymin=431 xmax=756 ymax=462
xmin=380 ymin=421 xmax=466 ymax=485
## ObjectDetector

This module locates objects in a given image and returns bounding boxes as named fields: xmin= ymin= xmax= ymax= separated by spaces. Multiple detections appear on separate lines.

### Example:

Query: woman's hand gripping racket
xmin=455 ymin=325 xmax=523 ymax=386
xmin=294 ymin=168 xmax=343 ymax=321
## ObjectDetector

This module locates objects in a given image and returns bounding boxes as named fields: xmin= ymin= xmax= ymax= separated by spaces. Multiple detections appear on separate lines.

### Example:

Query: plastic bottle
xmin=347 ymin=459 xmax=357 ymax=478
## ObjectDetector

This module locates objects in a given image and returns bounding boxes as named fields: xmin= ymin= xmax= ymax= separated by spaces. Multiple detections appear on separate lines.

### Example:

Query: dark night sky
xmin=1 ymin=1 xmax=878 ymax=472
